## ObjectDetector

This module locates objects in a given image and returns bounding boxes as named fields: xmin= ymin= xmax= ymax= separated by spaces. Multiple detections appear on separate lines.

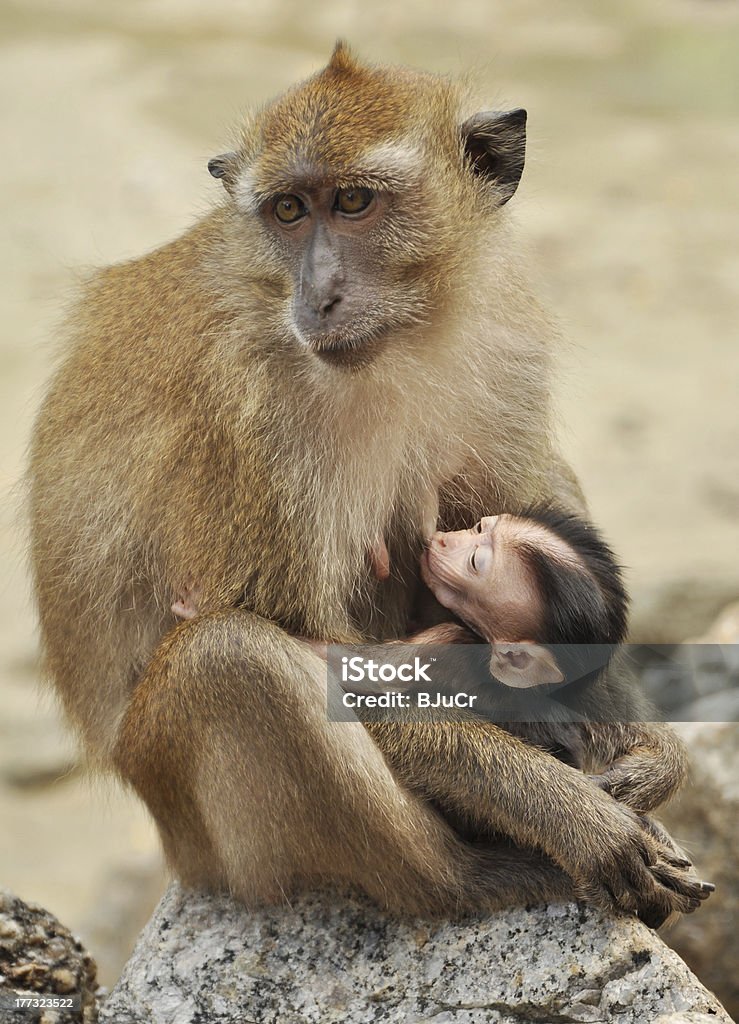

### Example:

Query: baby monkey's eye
xmin=470 ymin=548 xmax=478 ymax=571
xmin=274 ymin=194 xmax=307 ymax=224
xmin=335 ymin=187 xmax=375 ymax=215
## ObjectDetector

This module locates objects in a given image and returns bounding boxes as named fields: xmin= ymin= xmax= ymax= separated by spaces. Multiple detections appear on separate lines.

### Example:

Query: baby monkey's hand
xmin=407 ymin=622 xmax=478 ymax=645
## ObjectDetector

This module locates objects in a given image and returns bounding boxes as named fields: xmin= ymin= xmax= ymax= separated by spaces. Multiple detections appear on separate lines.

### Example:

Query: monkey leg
xmin=114 ymin=609 xmax=573 ymax=917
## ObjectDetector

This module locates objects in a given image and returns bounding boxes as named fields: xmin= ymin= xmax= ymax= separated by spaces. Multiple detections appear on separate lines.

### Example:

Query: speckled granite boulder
xmin=0 ymin=890 xmax=99 ymax=1024
xmin=99 ymin=884 xmax=731 ymax=1024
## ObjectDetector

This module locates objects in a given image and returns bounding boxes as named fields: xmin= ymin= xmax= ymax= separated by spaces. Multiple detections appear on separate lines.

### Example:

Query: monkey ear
xmin=328 ymin=39 xmax=356 ymax=73
xmin=489 ymin=641 xmax=564 ymax=688
xmin=461 ymin=109 xmax=527 ymax=205
xmin=207 ymin=152 xmax=239 ymax=192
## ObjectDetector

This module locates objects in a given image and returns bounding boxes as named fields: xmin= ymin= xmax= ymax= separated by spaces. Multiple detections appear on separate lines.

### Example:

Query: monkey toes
xmin=572 ymin=824 xmax=715 ymax=929
xmin=638 ymin=814 xmax=692 ymax=868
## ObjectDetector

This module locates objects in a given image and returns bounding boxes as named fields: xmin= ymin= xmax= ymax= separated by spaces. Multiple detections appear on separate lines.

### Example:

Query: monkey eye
xmin=335 ymin=187 xmax=375 ymax=216
xmin=274 ymin=194 xmax=307 ymax=224
xmin=470 ymin=548 xmax=478 ymax=572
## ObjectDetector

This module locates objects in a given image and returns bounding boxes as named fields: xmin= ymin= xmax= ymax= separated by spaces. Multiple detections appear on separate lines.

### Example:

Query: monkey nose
xmin=317 ymin=295 xmax=342 ymax=319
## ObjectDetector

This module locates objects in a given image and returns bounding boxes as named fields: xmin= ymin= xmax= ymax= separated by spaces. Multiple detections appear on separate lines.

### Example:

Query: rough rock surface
xmin=649 ymin=604 xmax=739 ymax=1019
xmin=100 ymin=884 xmax=731 ymax=1024
xmin=0 ymin=890 xmax=98 ymax=1023
xmin=638 ymin=606 xmax=739 ymax=720
xmin=661 ymin=720 xmax=739 ymax=1022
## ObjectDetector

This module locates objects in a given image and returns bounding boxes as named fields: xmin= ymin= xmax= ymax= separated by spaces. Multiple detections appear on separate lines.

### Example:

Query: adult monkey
xmin=29 ymin=44 xmax=704 ymax=926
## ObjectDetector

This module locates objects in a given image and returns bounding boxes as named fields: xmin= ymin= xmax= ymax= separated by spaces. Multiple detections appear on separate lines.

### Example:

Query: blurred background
xmin=1 ymin=0 xmax=737 ymax=1007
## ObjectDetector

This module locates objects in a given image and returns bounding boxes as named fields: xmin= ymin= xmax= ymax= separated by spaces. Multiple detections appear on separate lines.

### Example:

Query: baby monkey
xmin=406 ymin=505 xmax=689 ymax=818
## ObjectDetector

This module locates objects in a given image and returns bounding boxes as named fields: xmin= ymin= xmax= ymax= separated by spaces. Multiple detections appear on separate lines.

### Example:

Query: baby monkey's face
xmin=421 ymin=515 xmax=576 ymax=644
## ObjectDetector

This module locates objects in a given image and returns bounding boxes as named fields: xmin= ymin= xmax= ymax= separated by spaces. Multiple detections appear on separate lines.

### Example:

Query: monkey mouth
xmin=301 ymin=324 xmax=389 ymax=369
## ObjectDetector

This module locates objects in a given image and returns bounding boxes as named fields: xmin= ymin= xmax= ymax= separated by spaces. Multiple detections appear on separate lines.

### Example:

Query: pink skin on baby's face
xmin=420 ymin=515 xmax=577 ymax=644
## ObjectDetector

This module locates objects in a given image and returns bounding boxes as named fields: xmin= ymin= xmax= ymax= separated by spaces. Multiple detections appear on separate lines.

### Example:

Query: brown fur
xmin=28 ymin=46 xmax=705 ymax=927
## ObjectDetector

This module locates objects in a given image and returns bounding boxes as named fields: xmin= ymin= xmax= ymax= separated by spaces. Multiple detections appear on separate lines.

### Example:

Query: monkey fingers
xmin=601 ymin=880 xmax=640 ymax=917
xmin=578 ymin=868 xmax=670 ymax=929
xmin=649 ymin=861 xmax=715 ymax=905
xmin=571 ymin=874 xmax=641 ymax=920
xmin=637 ymin=901 xmax=673 ymax=931
xmin=638 ymin=815 xmax=692 ymax=868
xmin=568 ymin=809 xmax=700 ymax=927
xmin=618 ymin=843 xmax=714 ymax=926
xmin=635 ymin=871 xmax=710 ymax=930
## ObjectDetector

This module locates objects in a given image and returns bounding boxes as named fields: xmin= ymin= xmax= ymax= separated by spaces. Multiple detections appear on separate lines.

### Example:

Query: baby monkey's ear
xmin=489 ymin=642 xmax=564 ymax=688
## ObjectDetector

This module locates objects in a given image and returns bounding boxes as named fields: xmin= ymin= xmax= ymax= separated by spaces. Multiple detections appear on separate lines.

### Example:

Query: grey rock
xmin=0 ymin=890 xmax=99 ymax=1024
xmin=100 ymin=884 xmax=732 ymax=1024
xmin=661 ymin=720 xmax=739 ymax=1021
xmin=655 ymin=1017 xmax=735 ymax=1024
xmin=638 ymin=643 xmax=739 ymax=719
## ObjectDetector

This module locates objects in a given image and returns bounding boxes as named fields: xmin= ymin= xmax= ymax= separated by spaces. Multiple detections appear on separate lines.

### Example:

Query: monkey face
xmin=262 ymin=181 xmax=420 ymax=363
xmin=421 ymin=515 xmax=544 ymax=643
xmin=421 ymin=515 xmax=580 ymax=688
xmin=207 ymin=44 xmax=529 ymax=367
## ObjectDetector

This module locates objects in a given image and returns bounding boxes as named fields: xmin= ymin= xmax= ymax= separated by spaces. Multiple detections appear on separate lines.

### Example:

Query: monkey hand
xmin=564 ymin=795 xmax=714 ymax=928
xmin=589 ymin=765 xmax=633 ymax=801
xmin=637 ymin=813 xmax=693 ymax=870
xmin=590 ymin=765 xmax=674 ymax=816
xmin=407 ymin=622 xmax=478 ymax=645
xmin=588 ymin=744 xmax=687 ymax=816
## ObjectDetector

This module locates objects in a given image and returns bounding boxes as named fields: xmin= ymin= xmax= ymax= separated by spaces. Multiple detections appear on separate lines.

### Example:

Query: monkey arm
xmin=572 ymin=660 xmax=690 ymax=815
xmin=367 ymin=717 xmax=640 ymax=846
xmin=583 ymin=722 xmax=689 ymax=814
xmin=365 ymin=716 xmax=711 ymax=925
xmin=434 ymin=449 xmax=587 ymax=546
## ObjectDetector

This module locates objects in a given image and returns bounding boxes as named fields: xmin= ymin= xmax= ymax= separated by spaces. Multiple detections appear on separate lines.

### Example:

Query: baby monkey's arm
xmin=584 ymin=722 xmax=688 ymax=815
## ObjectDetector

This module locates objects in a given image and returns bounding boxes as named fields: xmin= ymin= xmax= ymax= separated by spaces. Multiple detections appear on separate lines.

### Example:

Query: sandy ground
xmin=1 ymin=0 xmax=737 ymax=987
